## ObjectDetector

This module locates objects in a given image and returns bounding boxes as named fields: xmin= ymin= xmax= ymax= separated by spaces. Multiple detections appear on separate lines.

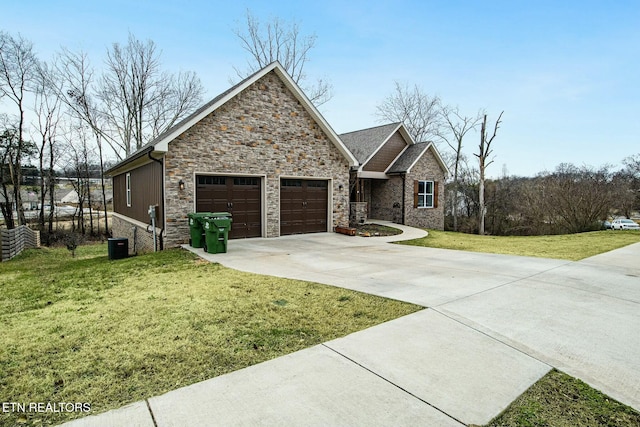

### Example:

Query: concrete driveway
xmin=195 ymin=224 xmax=640 ymax=413
xmin=63 ymin=224 xmax=640 ymax=427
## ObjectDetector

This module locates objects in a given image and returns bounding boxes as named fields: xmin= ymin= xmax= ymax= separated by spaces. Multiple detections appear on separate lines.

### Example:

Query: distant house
xmin=340 ymin=123 xmax=448 ymax=229
xmin=0 ymin=189 xmax=40 ymax=211
xmin=60 ymin=188 xmax=113 ymax=207
xmin=106 ymin=62 xmax=447 ymax=253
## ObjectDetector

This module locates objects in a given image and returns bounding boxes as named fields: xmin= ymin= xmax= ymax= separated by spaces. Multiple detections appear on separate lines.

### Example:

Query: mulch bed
xmin=356 ymin=223 xmax=402 ymax=237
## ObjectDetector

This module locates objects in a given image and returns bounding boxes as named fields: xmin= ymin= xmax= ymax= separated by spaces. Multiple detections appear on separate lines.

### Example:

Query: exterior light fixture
xmin=179 ymin=179 xmax=185 ymax=191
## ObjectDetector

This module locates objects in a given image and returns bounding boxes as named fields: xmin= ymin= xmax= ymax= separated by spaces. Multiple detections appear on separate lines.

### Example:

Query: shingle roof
xmin=339 ymin=123 xmax=401 ymax=164
xmin=387 ymin=142 xmax=430 ymax=174
xmin=107 ymin=61 xmax=358 ymax=175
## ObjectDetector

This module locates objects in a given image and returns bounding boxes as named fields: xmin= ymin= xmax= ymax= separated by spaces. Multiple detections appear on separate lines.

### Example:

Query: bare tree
xmin=233 ymin=10 xmax=331 ymax=105
xmin=621 ymin=154 xmax=640 ymax=215
xmin=623 ymin=154 xmax=640 ymax=175
xmin=376 ymin=82 xmax=441 ymax=143
xmin=610 ymin=171 xmax=636 ymax=219
xmin=98 ymin=33 xmax=204 ymax=157
xmin=0 ymin=123 xmax=18 ymax=229
xmin=0 ymin=31 xmax=39 ymax=225
xmin=541 ymin=164 xmax=616 ymax=233
xmin=33 ymin=61 xmax=62 ymax=236
xmin=61 ymin=120 xmax=95 ymax=234
xmin=54 ymin=49 xmax=111 ymax=235
xmin=438 ymin=106 xmax=481 ymax=231
xmin=475 ymin=111 xmax=503 ymax=235
xmin=454 ymin=156 xmax=480 ymax=232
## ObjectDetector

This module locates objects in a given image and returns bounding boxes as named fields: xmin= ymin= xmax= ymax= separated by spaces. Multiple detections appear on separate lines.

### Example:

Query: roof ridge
xmin=338 ymin=122 xmax=401 ymax=136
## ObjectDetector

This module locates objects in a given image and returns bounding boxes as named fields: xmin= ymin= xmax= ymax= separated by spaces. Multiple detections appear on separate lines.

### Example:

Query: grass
xmin=484 ymin=369 xmax=640 ymax=427
xmin=399 ymin=229 xmax=640 ymax=261
xmin=0 ymin=244 xmax=421 ymax=426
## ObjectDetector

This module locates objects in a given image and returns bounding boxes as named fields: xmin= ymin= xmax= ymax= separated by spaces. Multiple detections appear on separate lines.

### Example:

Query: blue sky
xmin=2 ymin=0 xmax=639 ymax=177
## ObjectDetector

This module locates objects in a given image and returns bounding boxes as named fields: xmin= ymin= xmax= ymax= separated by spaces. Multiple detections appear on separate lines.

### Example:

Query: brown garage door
xmin=196 ymin=175 xmax=261 ymax=239
xmin=280 ymin=179 xmax=328 ymax=235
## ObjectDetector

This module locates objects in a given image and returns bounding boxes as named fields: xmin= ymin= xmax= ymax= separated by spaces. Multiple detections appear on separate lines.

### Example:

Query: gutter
xmin=105 ymin=145 xmax=155 ymax=176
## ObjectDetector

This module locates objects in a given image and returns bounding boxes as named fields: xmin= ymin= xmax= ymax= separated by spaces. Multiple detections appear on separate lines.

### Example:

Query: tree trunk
xmin=479 ymin=163 xmax=485 ymax=235
xmin=96 ymin=134 xmax=109 ymax=236
xmin=452 ymin=155 xmax=460 ymax=232
xmin=0 ymin=201 xmax=14 ymax=229
xmin=86 ymin=177 xmax=94 ymax=235
xmin=47 ymin=141 xmax=55 ymax=238
xmin=38 ymin=141 xmax=47 ymax=230
xmin=15 ymin=107 xmax=27 ymax=226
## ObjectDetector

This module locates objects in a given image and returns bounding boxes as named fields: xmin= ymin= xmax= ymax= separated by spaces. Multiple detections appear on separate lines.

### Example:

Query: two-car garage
xmin=195 ymin=175 xmax=329 ymax=239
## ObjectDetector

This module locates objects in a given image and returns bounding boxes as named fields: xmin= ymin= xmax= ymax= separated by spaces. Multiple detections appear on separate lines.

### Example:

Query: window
xmin=307 ymin=180 xmax=328 ymax=188
xmin=198 ymin=176 xmax=226 ymax=185
xmin=234 ymin=177 xmax=259 ymax=186
xmin=126 ymin=173 xmax=131 ymax=207
xmin=417 ymin=180 xmax=434 ymax=208
xmin=281 ymin=179 xmax=302 ymax=187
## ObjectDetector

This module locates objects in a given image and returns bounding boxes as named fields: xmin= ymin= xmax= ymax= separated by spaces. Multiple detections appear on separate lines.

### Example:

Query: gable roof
xmin=107 ymin=61 xmax=357 ymax=175
xmin=387 ymin=143 xmax=429 ymax=174
xmin=388 ymin=141 xmax=450 ymax=176
xmin=339 ymin=122 xmax=450 ymax=177
xmin=339 ymin=122 xmax=420 ymax=175
xmin=339 ymin=123 xmax=403 ymax=164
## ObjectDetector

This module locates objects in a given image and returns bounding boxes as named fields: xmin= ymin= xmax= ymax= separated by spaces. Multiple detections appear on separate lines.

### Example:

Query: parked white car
xmin=611 ymin=218 xmax=640 ymax=230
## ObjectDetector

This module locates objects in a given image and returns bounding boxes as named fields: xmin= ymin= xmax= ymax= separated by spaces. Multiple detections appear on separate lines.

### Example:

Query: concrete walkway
xmin=62 ymin=223 xmax=640 ymax=426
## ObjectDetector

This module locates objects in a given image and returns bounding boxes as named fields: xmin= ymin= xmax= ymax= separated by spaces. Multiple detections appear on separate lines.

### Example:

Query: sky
xmin=2 ymin=0 xmax=639 ymax=177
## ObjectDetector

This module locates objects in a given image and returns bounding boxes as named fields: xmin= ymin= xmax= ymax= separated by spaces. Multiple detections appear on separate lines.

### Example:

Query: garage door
xmin=280 ymin=179 xmax=328 ymax=235
xmin=196 ymin=175 xmax=261 ymax=239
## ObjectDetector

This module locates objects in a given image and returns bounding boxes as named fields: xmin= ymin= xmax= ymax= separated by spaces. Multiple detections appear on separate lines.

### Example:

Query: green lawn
xmin=400 ymin=229 xmax=640 ymax=261
xmin=0 ymin=244 xmax=421 ymax=426
xmin=485 ymin=370 xmax=640 ymax=427
xmin=3 ymin=240 xmax=640 ymax=426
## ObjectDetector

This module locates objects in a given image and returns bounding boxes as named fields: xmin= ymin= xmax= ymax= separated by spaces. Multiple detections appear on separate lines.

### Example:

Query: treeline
xmin=447 ymin=159 xmax=640 ymax=235
xmin=0 ymin=30 xmax=204 ymax=241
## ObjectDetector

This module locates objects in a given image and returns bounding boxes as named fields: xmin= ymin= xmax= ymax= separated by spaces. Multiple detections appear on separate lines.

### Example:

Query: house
xmin=60 ymin=188 xmax=113 ymax=208
xmin=0 ymin=189 xmax=43 ymax=212
xmin=340 ymin=123 xmax=448 ymax=230
xmin=106 ymin=61 xmax=357 ymax=252
xmin=106 ymin=62 xmax=448 ymax=253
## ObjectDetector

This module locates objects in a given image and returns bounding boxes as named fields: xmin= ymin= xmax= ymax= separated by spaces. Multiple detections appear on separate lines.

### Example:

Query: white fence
xmin=1 ymin=226 xmax=41 ymax=262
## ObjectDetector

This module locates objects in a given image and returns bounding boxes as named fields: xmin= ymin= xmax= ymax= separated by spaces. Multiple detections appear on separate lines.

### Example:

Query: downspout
xmin=148 ymin=150 xmax=164 ymax=251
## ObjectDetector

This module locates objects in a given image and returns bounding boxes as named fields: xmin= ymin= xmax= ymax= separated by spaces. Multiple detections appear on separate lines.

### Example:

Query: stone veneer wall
xmin=370 ymin=177 xmax=403 ymax=223
xmin=349 ymin=202 xmax=368 ymax=227
xmin=112 ymin=213 xmax=162 ymax=255
xmin=403 ymin=148 xmax=445 ymax=230
xmin=163 ymin=70 xmax=351 ymax=247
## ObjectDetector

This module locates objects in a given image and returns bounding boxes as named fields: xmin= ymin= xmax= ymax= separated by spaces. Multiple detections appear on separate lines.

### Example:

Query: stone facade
xmin=352 ymin=145 xmax=446 ymax=230
xmin=112 ymin=213 xmax=162 ymax=255
xmin=163 ymin=70 xmax=351 ymax=247
xmin=370 ymin=177 xmax=404 ymax=223
xmin=349 ymin=202 xmax=368 ymax=226
xmin=403 ymin=147 xmax=445 ymax=230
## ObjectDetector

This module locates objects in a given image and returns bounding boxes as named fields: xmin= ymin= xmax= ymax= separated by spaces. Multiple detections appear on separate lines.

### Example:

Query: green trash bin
xmin=202 ymin=212 xmax=232 ymax=254
xmin=187 ymin=212 xmax=212 ymax=248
